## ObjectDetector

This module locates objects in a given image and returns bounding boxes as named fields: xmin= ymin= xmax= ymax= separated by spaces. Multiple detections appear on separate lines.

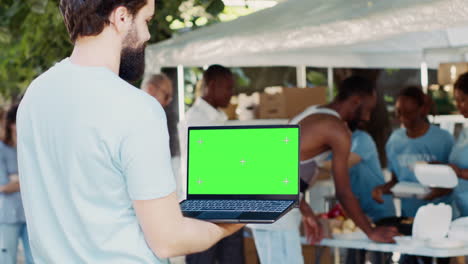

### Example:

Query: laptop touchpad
xmin=198 ymin=211 xmax=242 ymax=219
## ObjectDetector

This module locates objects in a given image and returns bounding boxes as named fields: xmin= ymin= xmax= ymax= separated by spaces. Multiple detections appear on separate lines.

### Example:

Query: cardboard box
xmin=438 ymin=62 xmax=468 ymax=85
xmin=258 ymin=87 xmax=327 ymax=119
xmin=220 ymin=103 xmax=238 ymax=120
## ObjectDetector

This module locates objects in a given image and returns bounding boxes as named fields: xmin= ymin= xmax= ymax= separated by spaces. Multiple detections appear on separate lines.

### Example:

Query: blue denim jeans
xmin=0 ymin=223 xmax=34 ymax=264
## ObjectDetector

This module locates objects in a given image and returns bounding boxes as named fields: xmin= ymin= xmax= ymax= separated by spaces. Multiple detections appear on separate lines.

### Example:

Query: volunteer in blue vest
xmin=372 ymin=86 xmax=454 ymax=218
xmin=346 ymin=129 xmax=396 ymax=264
xmin=446 ymin=72 xmax=468 ymax=216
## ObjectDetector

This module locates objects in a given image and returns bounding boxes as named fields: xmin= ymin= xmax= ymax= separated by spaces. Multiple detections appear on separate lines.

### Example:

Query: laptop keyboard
xmin=180 ymin=200 xmax=293 ymax=213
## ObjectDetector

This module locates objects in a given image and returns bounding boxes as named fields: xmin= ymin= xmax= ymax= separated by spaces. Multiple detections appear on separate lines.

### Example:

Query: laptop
xmin=180 ymin=125 xmax=300 ymax=223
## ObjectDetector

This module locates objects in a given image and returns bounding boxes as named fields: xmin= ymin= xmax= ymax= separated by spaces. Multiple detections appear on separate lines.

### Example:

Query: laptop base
xmin=180 ymin=200 xmax=296 ymax=223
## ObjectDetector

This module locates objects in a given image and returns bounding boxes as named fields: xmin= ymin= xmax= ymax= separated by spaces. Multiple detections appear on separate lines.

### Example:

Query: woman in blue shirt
xmin=0 ymin=105 xmax=34 ymax=264
xmin=349 ymin=130 xmax=396 ymax=221
xmin=447 ymin=73 xmax=468 ymax=216
xmin=373 ymin=86 xmax=454 ymax=218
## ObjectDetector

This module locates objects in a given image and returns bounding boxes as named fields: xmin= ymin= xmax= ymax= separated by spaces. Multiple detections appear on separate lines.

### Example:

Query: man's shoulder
xmin=123 ymin=88 xmax=166 ymax=120
xmin=299 ymin=113 xmax=344 ymax=132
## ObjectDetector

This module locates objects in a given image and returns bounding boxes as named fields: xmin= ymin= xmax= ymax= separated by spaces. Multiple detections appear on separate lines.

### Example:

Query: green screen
xmin=188 ymin=127 xmax=299 ymax=195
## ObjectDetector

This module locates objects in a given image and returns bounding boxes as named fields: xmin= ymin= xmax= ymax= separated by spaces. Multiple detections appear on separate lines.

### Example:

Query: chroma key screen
xmin=187 ymin=127 xmax=299 ymax=195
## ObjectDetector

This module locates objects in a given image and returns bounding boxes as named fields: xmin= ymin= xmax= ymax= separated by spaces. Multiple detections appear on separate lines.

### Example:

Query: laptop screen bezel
xmin=186 ymin=125 xmax=300 ymax=201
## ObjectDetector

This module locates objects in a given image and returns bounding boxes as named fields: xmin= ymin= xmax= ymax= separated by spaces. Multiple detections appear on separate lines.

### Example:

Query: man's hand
xmin=371 ymin=185 xmax=386 ymax=204
xmin=299 ymin=198 xmax=323 ymax=244
xmin=448 ymin=164 xmax=462 ymax=178
xmin=215 ymin=223 xmax=245 ymax=239
xmin=367 ymin=226 xmax=399 ymax=243
xmin=302 ymin=213 xmax=324 ymax=244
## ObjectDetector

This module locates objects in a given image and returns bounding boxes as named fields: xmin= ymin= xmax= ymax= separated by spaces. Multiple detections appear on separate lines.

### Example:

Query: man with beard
xmin=16 ymin=1 xmax=244 ymax=263
xmin=251 ymin=76 xmax=399 ymax=264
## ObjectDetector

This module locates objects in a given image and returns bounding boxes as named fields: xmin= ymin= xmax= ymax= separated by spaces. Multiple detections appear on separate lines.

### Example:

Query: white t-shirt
xmin=17 ymin=58 xmax=175 ymax=263
xmin=176 ymin=98 xmax=228 ymax=200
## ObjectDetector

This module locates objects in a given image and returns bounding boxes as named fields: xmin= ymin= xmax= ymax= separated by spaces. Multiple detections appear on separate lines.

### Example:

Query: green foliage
xmin=306 ymin=70 xmax=327 ymax=86
xmin=0 ymin=0 xmax=225 ymax=101
xmin=0 ymin=0 xmax=71 ymax=100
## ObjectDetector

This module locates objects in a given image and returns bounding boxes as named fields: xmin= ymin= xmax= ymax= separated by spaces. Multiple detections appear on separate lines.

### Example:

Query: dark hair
xmin=397 ymin=86 xmax=426 ymax=106
xmin=4 ymin=105 xmax=18 ymax=147
xmin=336 ymin=75 xmax=375 ymax=101
xmin=203 ymin=65 xmax=232 ymax=85
xmin=59 ymin=0 xmax=147 ymax=42
xmin=455 ymin=72 xmax=468 ymax=95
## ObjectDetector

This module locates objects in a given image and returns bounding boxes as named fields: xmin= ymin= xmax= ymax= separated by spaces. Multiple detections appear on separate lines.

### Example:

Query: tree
xmin=0 ymin=0 xmax=225 ymax=101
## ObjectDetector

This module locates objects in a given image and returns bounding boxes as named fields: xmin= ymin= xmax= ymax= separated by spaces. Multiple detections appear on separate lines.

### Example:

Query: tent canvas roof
xmin=146 ymin=0 xmax=468 ymax=71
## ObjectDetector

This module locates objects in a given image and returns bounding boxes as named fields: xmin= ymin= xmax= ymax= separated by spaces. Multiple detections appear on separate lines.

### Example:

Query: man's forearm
xmin=150 ymin=217 xmax=225 ymax=258
xmin=134 ymin=193 xmax=244 ymax=259
xmin=458 ymin=168 xmax=468 ymax=180
xmin=336 ymin=191 xmax=373 ymax=235
xmin=424 ymin=188 xmax=452 ymax=201
xmin=381 ymin=177 xmax=398 ymax=194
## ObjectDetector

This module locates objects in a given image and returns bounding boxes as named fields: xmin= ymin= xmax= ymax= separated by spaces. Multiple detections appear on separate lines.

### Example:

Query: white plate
xmin=414 ymin=164 xmax=458 ymax=188
xmin=426 ymin=239 xmax=465 ymax=249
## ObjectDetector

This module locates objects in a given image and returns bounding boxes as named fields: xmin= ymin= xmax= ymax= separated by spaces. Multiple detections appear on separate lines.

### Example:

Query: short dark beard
xmin=119 ymin=25 xmax=146 ymax=82
xmin=119 ymin=44 xmax=146 ymax=82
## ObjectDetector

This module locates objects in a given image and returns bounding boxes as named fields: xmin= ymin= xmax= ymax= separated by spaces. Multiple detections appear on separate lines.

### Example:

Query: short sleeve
xmin=5 ymin=148 xmax=18 ymax=175
xmin=120 ymin=102 xmax=176 ymax=200
xmin=351 ymin=132 xmax=375 ymax=161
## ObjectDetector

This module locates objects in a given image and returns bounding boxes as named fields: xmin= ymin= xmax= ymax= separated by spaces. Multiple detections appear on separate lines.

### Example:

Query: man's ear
xmin=108 ymin=6 xmax=132 ymax=36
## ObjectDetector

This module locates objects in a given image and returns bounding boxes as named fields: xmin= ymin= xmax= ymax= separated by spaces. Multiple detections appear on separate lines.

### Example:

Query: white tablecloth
xmin=316 ymin=238 xmax=468 ymax=258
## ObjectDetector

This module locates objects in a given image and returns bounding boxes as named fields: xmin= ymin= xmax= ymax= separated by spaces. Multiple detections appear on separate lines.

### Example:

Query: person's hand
xmin=423 ymin=188 xmax=437 ymax=201
xmin=299 ymin=198 xmax=324 ymax=244
xmin=448 ymin=164 xmax=462 ymax=178
xmin=423 ymin=187 xmax=452 ymax=201
xmin=302 ymin=213 xmax=324 ymax=244
xmin=371 ymin=185 xmax=385 ymax=204
xmin=215 ymin=223 xmax=246 ymax=238
xmin=367 ymin=226 xmax=399 ymax=243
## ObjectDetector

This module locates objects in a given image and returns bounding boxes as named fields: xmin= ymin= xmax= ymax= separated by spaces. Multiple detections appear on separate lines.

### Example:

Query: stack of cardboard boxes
xmin=230 ymin=86 xmax=327 ymax=120
xmin=438 ymin=62 xmax=468 ymax=85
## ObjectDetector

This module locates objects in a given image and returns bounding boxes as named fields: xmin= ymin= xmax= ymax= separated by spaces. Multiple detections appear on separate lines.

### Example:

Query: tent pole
xmin=327 ymin=67 xmax=334 ymax=101
xmin=420 ymin=62 xmax=429 ymax=93
xmin=296 ymin=65 xmax=307 ymax=88
xmin=177 ymin=65 xmax=185 ymax=121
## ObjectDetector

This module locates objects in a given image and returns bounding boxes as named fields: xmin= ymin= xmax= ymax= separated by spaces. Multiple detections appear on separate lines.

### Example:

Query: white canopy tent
xmin=146 ymin=0 xmax=468 ymax=70
xmin=145 ymin=0 xmax=468 ymax=120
